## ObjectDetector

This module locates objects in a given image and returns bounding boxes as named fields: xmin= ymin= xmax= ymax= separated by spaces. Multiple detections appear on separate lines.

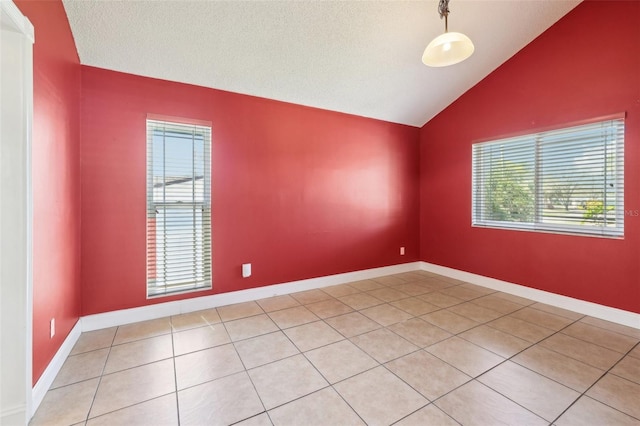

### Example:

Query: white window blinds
xmin=472 ymin=117 xmax=624 ymax=238
xmin=146 ymin=119 xmax=212 ymax=297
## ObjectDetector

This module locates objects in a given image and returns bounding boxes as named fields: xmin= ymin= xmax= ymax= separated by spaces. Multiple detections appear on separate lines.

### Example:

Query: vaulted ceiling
xmin=63 ymin=0 xmax=581 ymax=127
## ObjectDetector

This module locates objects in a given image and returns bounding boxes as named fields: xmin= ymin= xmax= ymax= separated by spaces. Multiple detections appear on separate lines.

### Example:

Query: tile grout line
xmin=409 ymin=311 xmax=586 ymax=424
xmin=310 ymin=288 xmax=440 ymax=424
xmin=37 ymin=273 xmax=639 ymax=425
xmin=105 ymin=293 xmax=632 ymax=424
xmin=557 ymin=322 xmax=640 ymax=354
xmin=82 ymin=325 xmax=118 ymax=425
xmin=298 ymin=287 xmax=513 ymax=424
xmin=83 ymin=329 xmax=176 ymax=422
xmin=460 ymin=313 xmax=640 ymax=424
xmin=549 ymin=340 xmax=640 ymax=424
xmin=277 ymin=325 xmax=370 ymax=425
xmin=525 ymin=325 xmax=631 ymax=372
xmin=389 ymin=402 xmax=461 ymax=426
xmin=573 ymin=317 xmax=640 ymax=341
xmin=220 ymin=313 xmax=274 ymax=425
xmin=89 ymin=285 xmax=481 ymax=423
xmin=170 ymin=319 xmax=181 ymax=426
xmin=246 ymin=279 xmax=427 ymax=420
xmin=360 ymin=282 xmax=516 ymax=422
xmin=190 ymin=283 xmax=562 ymax=423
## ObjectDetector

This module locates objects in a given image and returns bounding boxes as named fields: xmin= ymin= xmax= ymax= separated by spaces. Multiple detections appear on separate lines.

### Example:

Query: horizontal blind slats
xmin=472 ymin=118 xmax=624 ymax=238
xmin=146 ymin=119 xmax=212 ymax=296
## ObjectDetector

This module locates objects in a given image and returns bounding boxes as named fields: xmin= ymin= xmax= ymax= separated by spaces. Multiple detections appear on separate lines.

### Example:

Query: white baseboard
xmin=419 ymin=261 xmax=640 ymax=329
xmin=31 ymin=319 xmax=82 ymax=418
xmin=31 ymin=262 xmax=417 ymax=418
xmin=81 ymin=262 xmax=422 ymax=331
xmin=32 ymin=260 xmax=638 ymax=420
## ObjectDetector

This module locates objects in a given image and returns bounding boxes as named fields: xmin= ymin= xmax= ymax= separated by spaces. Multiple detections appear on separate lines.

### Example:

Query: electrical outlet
xmin=242 ymin=263 xmax=252 ymax=278
xmin=50 ymin=318 xmax=55 ymax=338
xmin=400 ymin=247 xmax=405 ymax=255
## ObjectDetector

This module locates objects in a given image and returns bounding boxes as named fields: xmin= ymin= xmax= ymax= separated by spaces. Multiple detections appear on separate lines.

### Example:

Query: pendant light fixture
xmin=422 ymin=0 xmax=474 ymax=67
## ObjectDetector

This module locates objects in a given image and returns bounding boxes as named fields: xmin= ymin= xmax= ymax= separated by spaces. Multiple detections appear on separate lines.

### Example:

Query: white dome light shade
xmin=422 ymin=31 xmax=474 ymax=67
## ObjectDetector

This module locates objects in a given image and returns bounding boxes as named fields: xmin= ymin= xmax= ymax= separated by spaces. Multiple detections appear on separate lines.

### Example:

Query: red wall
xmin=420 ymin=0 xmax=640 ymax=313
xmin=17 ymin=0 xmax=639 ymax=387
xmin=14 ymin=0 xmax=82 ymax=384
xmin=80 ymin=67 xmax=420 ymax=315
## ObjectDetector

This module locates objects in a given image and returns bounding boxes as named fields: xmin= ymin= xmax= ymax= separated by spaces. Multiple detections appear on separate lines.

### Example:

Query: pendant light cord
xmin=438 ymin=0 xmax=450 ymax=32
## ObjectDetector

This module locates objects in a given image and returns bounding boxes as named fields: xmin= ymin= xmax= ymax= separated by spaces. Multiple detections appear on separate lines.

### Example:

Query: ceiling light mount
xmin=422 ymin=0 xmax=474 ymax=67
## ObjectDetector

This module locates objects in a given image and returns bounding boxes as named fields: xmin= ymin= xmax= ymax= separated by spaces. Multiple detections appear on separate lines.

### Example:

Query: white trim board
xmin=1 ymin=0 xmax=34 ymax=423
xmin=81 ymin=262 xmax=422 ymax=331
xmin=31 ymin=319 xmax=81 ymax=417
xmin=31 ymin=261 xmax=639 ymax=419
xmin=30 ymin=262 xmax=418 ymax=416
xmin=419 ymin=261 xmax=640 ymax=329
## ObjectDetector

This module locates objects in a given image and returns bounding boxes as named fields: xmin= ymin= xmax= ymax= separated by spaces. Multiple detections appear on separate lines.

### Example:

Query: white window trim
xmin=472 ymin=116 xmax=625 ymax=239
xmin=146 ymin=118 xmax=212 ymax=298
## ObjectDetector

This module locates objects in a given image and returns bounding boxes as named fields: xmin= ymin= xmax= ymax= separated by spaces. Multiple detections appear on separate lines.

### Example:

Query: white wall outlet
xmin=400 ymin=247 xmax=405 ymax=255
xmin=242 ymin=263 xmax=252 ymax=278
xmin=50 ymin=318 xmax=55 ymax=338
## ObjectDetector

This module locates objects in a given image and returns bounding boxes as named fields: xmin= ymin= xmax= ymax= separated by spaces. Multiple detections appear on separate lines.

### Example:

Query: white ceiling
xmin=62 ymin=0 xmax=581 ymax=127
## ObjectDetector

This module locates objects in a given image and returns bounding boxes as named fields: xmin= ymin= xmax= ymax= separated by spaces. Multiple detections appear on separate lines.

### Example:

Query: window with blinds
xmin=146 ymin=119 xmax=212 ymax=297
xmin=472 ymin=117 xmax=624 ymax=238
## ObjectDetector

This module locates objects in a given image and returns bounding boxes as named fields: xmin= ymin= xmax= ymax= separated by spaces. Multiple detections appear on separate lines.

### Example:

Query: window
xmin=146 ymin=119 xmax=212 ymax=297
xmin=472 ymin=117 xmax=624 ymax=238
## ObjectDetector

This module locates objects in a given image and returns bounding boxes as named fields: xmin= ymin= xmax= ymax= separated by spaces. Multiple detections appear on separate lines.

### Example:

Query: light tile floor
xmin=30 ymin=271 xmax=640 ymax=425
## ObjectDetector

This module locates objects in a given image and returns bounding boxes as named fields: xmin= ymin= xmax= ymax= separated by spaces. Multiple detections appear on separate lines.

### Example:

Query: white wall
xmin=0 ymin=2 xmax=34 ymax=424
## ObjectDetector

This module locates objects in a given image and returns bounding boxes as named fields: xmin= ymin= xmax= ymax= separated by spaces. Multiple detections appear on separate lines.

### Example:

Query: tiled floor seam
xmin=481 ymin=303 xmax=585 ymax=346
xmin=263 ymin=383 xmax=335 ymax=413
xmin=420 ymin=317 xmax=587 ymax=424
xmin=353 ymin=301 xmax=532 ymax=399
xmin=228 ymin=412 xmax=268 ymax=426
xmin=330 ymin=378 xmax=412 ymax=425
xmin=82 ymin=330 xmax=115 ymax=424
xmin=556 ymin=328 xmax=636 ymax=355
xmin=196 ymin=307 xmax=271 ymax=425
xmin=110 ymin=331 xmax=172 ymax=347
xmin=279 ymin=323 xmax=370 ymax=425
xmin=474 ymin=314 xmax=638 ymax=418
xmin=378 ymin=358 xmax=450 ymax=403
xmin=472 ymin=378 xmax=552 ymax=424
xmin=389 ymin=403 xmax=460 ymax=426
xmin=533 ymin=323 xmax=630 ymax=371
xmin=85 ymin=392 xmax=176 ymax=425
xmin=396 ymin=302 xmax=640 ymax=424
xmin=322 ymin=318 xmax=372 ymax=340
xmin=169 ymin=326 xmax=181 ymax=426
xmin=469 ymin=375 xmax=571 ymax=424
xmin=222 ymin=320 xmax=271 ymax=426
xmin=34 ymin=273 xmax=640 ymax=425
xmin=575 ymin=319 xmax=640 ymax=340
xmin=608 ymin=341 xmax=640 ymax=386
xmin=426 ymin=301 xmax=535 ymax=356
xmin=549 ymin=341 xmax=640 ymax=424
xmin=231 ymin=371 xmax=270 ymax=425
xmin=374 ymin=331 xmax=485 ymax=421
xmin=475 ymin=316 xmax=583 ymax=384
xmin=232 ymin=322 xmax=290 ymax=425
xmin=411 ymin=365 xmax=552 ymax=425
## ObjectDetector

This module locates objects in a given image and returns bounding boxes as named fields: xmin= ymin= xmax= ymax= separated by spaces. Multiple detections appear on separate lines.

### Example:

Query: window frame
xmin=471 ymin=115 xmax=625 ymax=239
xmin=146 ymin=117 xmax=213 ymax=298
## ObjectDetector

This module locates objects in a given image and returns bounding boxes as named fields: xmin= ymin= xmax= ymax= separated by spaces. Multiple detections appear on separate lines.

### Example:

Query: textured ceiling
xmin=63 ymin=0 xmax=581 ymax=127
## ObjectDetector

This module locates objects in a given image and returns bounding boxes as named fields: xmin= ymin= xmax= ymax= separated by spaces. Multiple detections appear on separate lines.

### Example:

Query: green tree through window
xmin=485 ymin=161 xmax=534 ymax=222
xmin=472 ymin=117 xmax=624 ymax=238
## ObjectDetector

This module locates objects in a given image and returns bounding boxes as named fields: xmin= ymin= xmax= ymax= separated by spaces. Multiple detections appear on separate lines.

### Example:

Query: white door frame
xmin=1 ymin=1 xmax=34 ymax=424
